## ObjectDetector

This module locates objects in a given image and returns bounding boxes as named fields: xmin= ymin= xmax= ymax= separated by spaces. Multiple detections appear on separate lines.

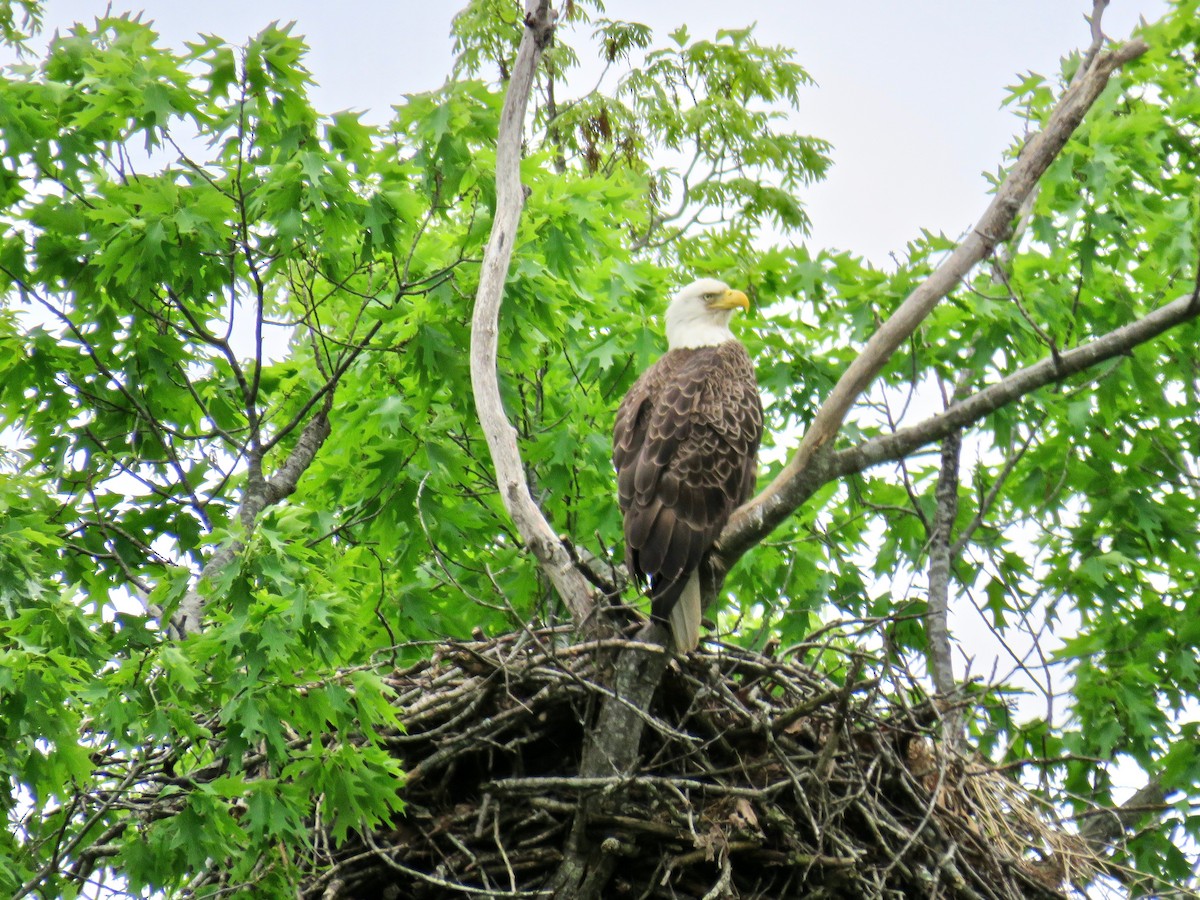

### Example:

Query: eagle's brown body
xmin=613 ymin=340 xmax=763 ymax=650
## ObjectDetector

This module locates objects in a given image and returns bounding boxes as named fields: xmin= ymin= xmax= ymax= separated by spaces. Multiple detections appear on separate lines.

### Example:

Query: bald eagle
xmin=613 ymin=278 xmax=764 ymax=652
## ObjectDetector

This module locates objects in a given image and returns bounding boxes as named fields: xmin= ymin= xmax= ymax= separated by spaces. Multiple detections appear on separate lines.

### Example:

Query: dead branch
xmin=1028 ymin=767 xmax=1176 ymax=889
xmin=468 ymin=0 xmax=598 ymax=627
xmin=1078 ymin=770 xmax=1175 ymax=850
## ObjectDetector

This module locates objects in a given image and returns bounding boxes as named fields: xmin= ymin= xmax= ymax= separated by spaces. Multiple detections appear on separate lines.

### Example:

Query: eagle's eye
xmin=702 ymin=292 xmax=717 ymax=301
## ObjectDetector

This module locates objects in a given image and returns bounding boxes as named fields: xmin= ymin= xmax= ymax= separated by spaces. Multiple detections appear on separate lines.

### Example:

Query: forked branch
xmin=172 ymin=406 xmax=333 ymax=636
xmin=831 ymin=288 xmax=1200 ymax=481
xmin=713 ymin=36 xmax=1148 ymax=573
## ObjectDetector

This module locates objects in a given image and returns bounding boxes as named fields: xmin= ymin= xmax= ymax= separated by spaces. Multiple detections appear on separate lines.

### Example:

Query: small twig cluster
xmin=302 ymin=628 xmax=1093 ymax=899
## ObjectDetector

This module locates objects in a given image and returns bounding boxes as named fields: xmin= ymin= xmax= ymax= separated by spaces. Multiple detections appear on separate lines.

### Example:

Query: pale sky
xmin=35 ymin=0 xmax=1169 ymax=263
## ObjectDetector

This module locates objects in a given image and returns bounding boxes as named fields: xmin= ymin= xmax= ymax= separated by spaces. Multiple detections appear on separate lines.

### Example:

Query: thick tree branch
xmin=925 ymin=432 xmax=961 ymax=706
xmin=711 ymin=37 xmax=1148 ymax=578
xmin=831 ymin=290 xmax=1200 ymax=482
xmin=926 ymin=363 xmax=985 ymax=747
xmin=467 ymin=19 xmax=654 ymax=890
xmin=469 ymin=0 xmax=598 ymax=627
xmin=548 ymin=628 xmax=671 ymax=898
xmin=708 ymin=284 xmax=1197 ymax=596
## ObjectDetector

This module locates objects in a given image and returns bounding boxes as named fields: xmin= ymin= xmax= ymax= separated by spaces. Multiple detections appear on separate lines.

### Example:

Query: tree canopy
xmin=0 ymin=0 xmax=1197 ymax=897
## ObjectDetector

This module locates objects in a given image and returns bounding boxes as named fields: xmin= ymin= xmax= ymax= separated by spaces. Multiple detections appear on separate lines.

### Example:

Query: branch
xmin=997 ymin=0 xmax=1112 ymax=273
xmin=949 ymin=419 xmax=1041 ymax=557
xmin=925 ymin=431 xmax=961 ymax=707
xmin=1031 ymin=766 xmax=1178 ymax=888
xmin=469 ymin=0 xmax=598 ymax=627
xmin=831 ymin=289 xmax=1200 ymax=482
xmin=924 ymin=363 xmax=982 ymax=746
xmin=712 ymin=37 xmax=1148 ymax=574
xmin=1077 ymin=769 xmax=1173 ymax=849
xmin=1083 ymin=1 xmax=1111 ymax=72
xmin=171 ymin=407 xmax=333 ymax=636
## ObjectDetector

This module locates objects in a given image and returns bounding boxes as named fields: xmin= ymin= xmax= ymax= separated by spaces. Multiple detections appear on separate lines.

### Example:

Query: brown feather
xmin=613 ymin=341 xmax=763 ymax=650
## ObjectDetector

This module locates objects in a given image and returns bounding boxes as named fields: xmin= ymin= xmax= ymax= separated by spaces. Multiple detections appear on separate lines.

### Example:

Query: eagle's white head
xmin=664 ymin=278 xmax=751 ymax=350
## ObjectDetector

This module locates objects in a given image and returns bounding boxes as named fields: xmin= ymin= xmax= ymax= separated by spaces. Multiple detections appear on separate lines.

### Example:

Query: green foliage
xmin=0 ymin=0 xmax=1197 ymax=896
xmin=0 ymin=0 xmax=39 ymax=51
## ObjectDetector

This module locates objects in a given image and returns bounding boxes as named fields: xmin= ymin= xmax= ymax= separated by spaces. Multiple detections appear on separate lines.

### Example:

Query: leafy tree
xmin=0 ymin=0 xmax=1196 ymax=897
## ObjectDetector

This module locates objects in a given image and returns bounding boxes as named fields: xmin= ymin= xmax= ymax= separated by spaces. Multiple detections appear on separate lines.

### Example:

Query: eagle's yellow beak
xmin=708 ymin=288 xmax=750 ymax=311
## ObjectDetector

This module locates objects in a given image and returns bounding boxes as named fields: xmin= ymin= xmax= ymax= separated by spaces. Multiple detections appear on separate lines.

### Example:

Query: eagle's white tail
xmin=668 ymin=570 xmax=703 ymax=653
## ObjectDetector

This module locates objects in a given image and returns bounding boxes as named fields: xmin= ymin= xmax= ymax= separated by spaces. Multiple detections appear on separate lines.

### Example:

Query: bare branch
xmin=924 ymin=362 xmax=983 ymax=746
xmin=1084 ymin=0 xmax=1111 ymax=71
xmin=831 ymin=289 xmax=1200 ymax=482
xmin=925 ymin=431 xmax=961 ymax=707
xmin=713 ymin=37 xmax=1148 ymax=574
xmin=469 ymin=0 xmax=598 ymax=627
xmin=1031 ymin=765 xmax=1176 ymax=887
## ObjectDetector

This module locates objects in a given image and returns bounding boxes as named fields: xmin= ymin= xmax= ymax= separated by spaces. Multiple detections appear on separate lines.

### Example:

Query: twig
xmin=484 ymin=775 xmax=790 ymax=799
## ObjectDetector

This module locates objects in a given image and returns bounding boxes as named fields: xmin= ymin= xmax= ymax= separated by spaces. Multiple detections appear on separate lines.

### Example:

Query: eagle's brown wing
xmin=613 ymin=343 xmax=763 ymax=629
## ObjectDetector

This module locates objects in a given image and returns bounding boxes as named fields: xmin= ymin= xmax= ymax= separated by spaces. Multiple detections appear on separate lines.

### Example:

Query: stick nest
xmin=304 ymin=627 xmax=1099 ymax=899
